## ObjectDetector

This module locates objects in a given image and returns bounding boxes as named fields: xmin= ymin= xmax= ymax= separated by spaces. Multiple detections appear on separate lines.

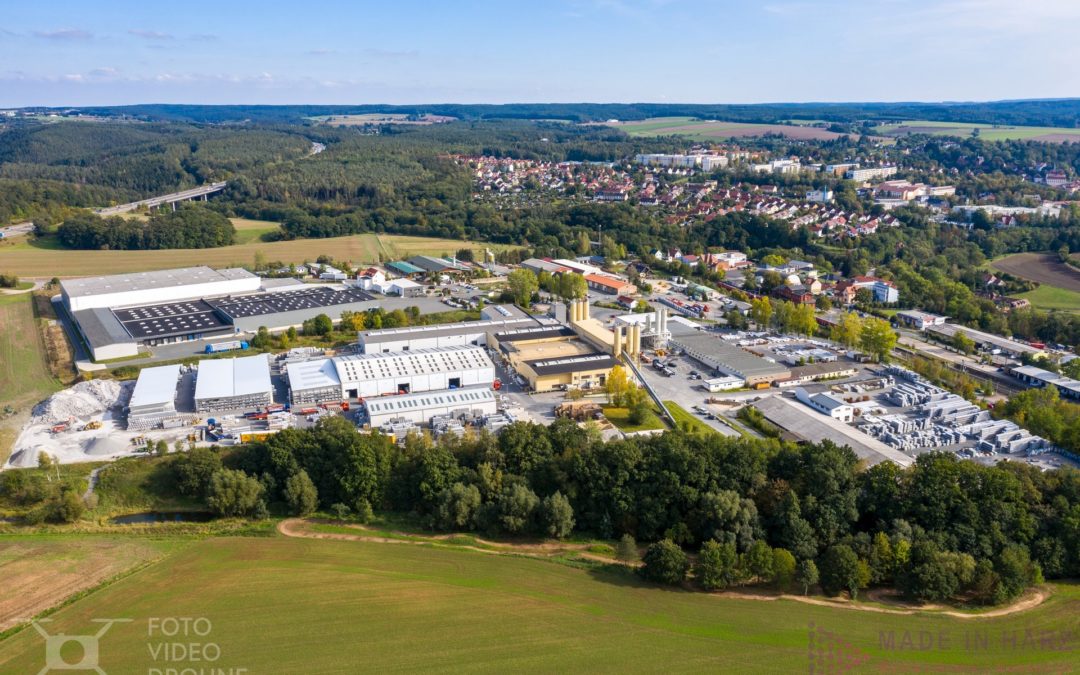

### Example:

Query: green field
xmin=608 ymin=117 xmax=849 ymax=141
xmin=0 ymin=225 xmax=519 ymax=278
xmin=0 ymin=294 xmax=62 ymax=464
xmin=0 ymin=534 xmax=1076 ymax=673
xmin=664 ymin=401 xmax=717 ymax=435
xmin=873 ymin=120 xmax=1080 ymax=142
xmin=1016 ymin=284 xmax=1080 ymax=312
xmin=602 ymin=405 xmax=668 ymax=432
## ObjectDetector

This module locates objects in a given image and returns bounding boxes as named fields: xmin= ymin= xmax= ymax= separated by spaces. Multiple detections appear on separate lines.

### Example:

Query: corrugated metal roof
xmin=365 ymin=385 xmax=494 ymax=414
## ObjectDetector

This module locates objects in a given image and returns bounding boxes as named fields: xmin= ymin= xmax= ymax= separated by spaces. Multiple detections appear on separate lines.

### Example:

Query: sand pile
xmin=30 ymin=380 xmax=125 ymax=426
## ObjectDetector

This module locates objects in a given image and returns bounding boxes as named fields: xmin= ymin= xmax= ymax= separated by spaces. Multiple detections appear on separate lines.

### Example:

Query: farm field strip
xmin=874 ymin=120 xmax=1080 ymax=143
xmin=0 ymin=535 xmax=1075 ymax=673
xmin=608 ymin=117 xmax=851 ymax=141
xmin=0 ymin=231 xmax=519 ymax=278
xmin=991 ymin=252 xmax=1080 ymax=292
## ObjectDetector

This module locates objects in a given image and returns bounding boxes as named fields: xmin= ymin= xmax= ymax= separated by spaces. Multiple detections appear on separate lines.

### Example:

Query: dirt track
xmin=992 ymin=252 xmax=1080 ymax=291
xmin=277 ymin=519 xmax=1049 ymax=619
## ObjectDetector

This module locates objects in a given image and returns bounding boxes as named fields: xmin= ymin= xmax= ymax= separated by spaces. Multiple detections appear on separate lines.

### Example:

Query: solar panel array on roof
xmin=112 ymin=300 xmax=231 ymax=339
xmin=208 ymin=286 xmax=373 ymax=319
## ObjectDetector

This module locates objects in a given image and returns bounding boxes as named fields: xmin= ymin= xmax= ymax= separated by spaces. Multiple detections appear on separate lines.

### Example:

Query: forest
xmin=57 ymin=205 xmax=235 ymax=250
xmin=51 ymin=418 xmax=1070 ymax=605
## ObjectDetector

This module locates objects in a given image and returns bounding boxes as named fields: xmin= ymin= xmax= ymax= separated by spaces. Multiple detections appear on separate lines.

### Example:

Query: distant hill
xmin=34 ymin=99 xmax=1080 ymax=128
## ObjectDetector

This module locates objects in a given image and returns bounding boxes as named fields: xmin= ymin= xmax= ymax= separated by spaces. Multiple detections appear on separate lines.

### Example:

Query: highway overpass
xmin=95 ymin=181 xmax=228 ymax=216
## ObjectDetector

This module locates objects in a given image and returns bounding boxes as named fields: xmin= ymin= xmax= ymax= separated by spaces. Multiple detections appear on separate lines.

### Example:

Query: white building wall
xmin=344 ymin=365 xmax=495 ymax=398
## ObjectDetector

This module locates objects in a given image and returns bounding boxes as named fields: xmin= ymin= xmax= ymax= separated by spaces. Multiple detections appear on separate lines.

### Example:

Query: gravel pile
xmin=31 ymin=380 xmax=125 ymax=426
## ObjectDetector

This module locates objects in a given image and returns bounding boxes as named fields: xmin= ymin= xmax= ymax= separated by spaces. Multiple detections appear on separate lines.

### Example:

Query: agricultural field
xmin=0 ymin=536 xmax=177 ymax=633
xmin=873 ymin=120 xmax=1080 ymax=143
xmin=309 ymin=113 xmax=456 ymax=126
xmin=0 ymin=226 xmax=520 ymax=278
xmin=607 ymin=116 xmax=851 ymax=141
xmin=0 ymin=534 xmax=1076 ymax=673
xmin=0 ymin=294 xmax=62 ymax=465
xmin=992 ymin=252 xmax=1080 ymax=311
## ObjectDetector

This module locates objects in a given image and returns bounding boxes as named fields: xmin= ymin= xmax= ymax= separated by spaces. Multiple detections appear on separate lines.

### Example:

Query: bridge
xmin=95 ymin=181 xmax=228 ymax=216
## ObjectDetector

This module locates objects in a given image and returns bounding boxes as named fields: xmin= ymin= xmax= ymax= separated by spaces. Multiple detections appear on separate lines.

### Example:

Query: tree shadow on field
xmin=587 ymin=563 xmax=692 ymax=593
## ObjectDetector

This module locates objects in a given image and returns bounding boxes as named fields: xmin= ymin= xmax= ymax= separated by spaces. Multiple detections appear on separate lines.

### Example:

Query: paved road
xmin=0 ymin=221 xmax=34 ymax=238
xmin=95 ymin=182 xmax=227 ymax=216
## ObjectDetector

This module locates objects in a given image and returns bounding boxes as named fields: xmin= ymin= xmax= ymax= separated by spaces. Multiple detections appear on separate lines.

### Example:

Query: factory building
xmin=357 ymin=310 xmax=539 ymax=353
xmin=61 ymin=266 xmax=260 ymax=313
xmin=669 ymin=332 xmax=790 ymax=387
xmin=925 ymin=323 xmax=1046 ymax=360
xmin=59 ymin=265 xmax=380 ymax=361
xmin=286 ymin=345 xmax=496 ymax=403
xmin=516 ymin=353 xmax=620 ymax=393
xmin=127 ymin=364 xmax=183 ymax=430
xmin=364 ymin=385 xmax=497 ymax=427
xmin=194 ymin=354 xmax=273 ymax=413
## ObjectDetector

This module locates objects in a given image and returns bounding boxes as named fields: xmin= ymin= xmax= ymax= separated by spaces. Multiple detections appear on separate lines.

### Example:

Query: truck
xmin=205 ymin=340 xmax=249 ymax=354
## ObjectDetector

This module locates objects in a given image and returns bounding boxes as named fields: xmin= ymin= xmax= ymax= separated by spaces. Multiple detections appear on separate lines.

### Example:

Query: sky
xmin=1 ymin=0 xmax=1078 ymax=107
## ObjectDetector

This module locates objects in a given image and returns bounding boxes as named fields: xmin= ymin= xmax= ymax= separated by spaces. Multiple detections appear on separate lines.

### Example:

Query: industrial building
xmin=1012 ymin=365 xmax=1080 ymax=400
xmin=669 ymin=333 xmax=790 ymax=386
xmin=60 ymin=266 xmax=260 ymax=313
xmin=60 ymin=265 xmax=380 ymax=361
xmin=127 ymin=364 xmax=184 ymax=430
xmin=925 ymin=323 xmax=1046 ymax=359
xmin=364 ymin=385 xmax=497 ymax=427
xmin=357 ymin=309 xmax=539 ymax=353
xmin=194 ymin=354 xmax=273 ymax=413
xmin=287 ymin=345 xmax=496 ymax=404
xmin=516 ymin=353 xmax=620 ymax=392
xmin=894 ymin=310 xmax=947 ymax=331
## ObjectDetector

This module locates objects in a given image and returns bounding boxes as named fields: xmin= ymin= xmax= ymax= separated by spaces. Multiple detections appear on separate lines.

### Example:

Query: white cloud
xmin=33 ymin=28 xmax=93 ymax=41
xmin=128 ymin=29 xmax=174 ymax=41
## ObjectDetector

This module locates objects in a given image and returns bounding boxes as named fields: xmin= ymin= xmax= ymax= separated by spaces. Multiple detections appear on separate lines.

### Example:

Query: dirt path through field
xmin=277 ymin=519 xmax=1049 ymax=619
xmin=276 ymin=518 xmax=615 ymax=563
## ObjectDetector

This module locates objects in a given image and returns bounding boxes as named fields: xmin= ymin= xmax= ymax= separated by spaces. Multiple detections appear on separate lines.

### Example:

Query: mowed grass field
xmin=607 ymin=116 xmax=851 ymax=141
xmin=0 ymin=219 xmax=520 ymax=278
xmin=0 ymin=535 xmax=1077 ymax=673
xmin=874 ymin=120 xmax=1080 ymax=143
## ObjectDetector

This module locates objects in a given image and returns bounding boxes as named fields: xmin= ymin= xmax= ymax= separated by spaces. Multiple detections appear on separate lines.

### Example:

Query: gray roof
xmin=527 ymin=353 xmax=618 ymax=376
xmin=365 ymin=385 xmax=495 ymax=416
xmin=287 ymin=357 xmax=342 ymax=392
xmin=72 ymin=307 xmax=134 ymax=350
xmin=61 ymin=266 xmax=256 ymax=299
xmin=671 ymin=333 xmax=790 ymax=379
xmin=359 ymin=317 xmax=538 ymax=344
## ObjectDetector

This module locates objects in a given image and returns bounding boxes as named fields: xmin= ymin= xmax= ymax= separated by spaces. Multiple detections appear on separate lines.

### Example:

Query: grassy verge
xmin=663 ymin=401 xmax=717 ymax=435
xmin=602 ymin=405 xmax=667 ymax=433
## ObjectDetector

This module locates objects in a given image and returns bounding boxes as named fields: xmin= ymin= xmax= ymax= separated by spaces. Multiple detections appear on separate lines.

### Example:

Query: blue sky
xmin=1 ymin=0 xmax=1078 ymax=106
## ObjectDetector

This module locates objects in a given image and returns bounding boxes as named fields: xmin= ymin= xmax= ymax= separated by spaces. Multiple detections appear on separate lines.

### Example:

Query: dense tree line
xmin=162 ymin=418 xmax=1080 ymax=605
xmin=57 ymin=204 xmax=235 ymax=250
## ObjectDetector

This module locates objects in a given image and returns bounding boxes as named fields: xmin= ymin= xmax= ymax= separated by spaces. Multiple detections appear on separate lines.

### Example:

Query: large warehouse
xmin=357 ymin=311 xmax=541 ymax=353
xmin=364 ymin=385 xmax=497 ymax=427
xmin=127 ymin=364 xmax=183 ymax=430
xmin=287 ymin=345 xmax=496 ymax=404
xmin=194 ymin=354 xmax=274 ymax=412
xmin=60 ymin=265 xmax=379 ymax=361
xmin=61 ymin=266 xmax=260 ymax=313
xmin=669 ymin=332 xmax=791 ymax=387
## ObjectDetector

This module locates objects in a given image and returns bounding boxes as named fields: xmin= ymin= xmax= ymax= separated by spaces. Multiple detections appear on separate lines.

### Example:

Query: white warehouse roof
xmin=287 ymin=357 xmax=342 ymax=391
xmin=61 ymin=266 xmax=257 ymax=300
xmin=365 ymin=385 xmax=495 ymax=417
xmin=195 ymin=354 xmax=272 ymax=401
xmin=334 ymin=345 xmax=493 ymax=384
xmin=129 ymin=364 xmax=181 ymax=409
